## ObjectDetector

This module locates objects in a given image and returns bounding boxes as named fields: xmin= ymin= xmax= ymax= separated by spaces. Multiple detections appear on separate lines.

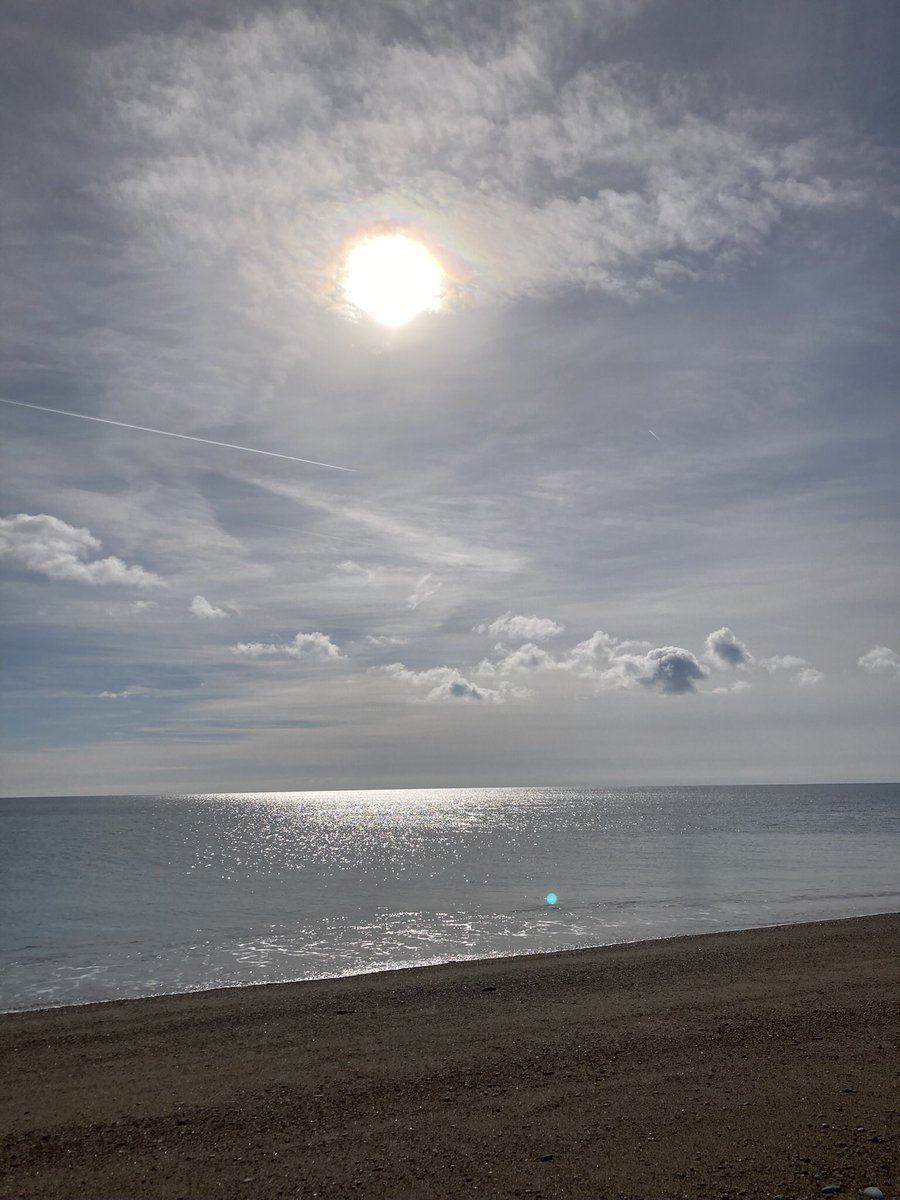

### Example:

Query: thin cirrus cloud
xmin=0 ymin=514 xmax=163 ymax=589
xmin=96 ymin=686 xmax=154 ymax=700
xmin=230 ymin=632 xmax=344 ymax=661
xmin=406 ymin=574 xmax=443 ymax=610
xmin=89 ymin=0 xmax=889 ymax=329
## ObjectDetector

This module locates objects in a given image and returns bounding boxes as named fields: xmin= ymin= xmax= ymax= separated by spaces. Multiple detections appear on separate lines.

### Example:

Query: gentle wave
xmin=1 ymin=784 xmax=898 ymax=1011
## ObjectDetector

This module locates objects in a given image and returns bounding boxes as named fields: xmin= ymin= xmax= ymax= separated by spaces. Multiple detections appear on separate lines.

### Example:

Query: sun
xmin=343 ymin=234 xmax=443 ymax=327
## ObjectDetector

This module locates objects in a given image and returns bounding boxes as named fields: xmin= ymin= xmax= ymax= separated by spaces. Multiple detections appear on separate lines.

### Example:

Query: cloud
xmin=366 ymin=634 xmax=409 ymax=647
xmin=336 ymin=561 xmax=378 ymax=582
xmin=796 ymin=668 xmax=824 ymax=687
xmin=87 ymin=0 xmax=887 ymax=347
xmin=230 ymin=632 xmax=344 ymax=661
xmin=704 ymin=626 xmax=754 ymax=669
xmin=758 ymin=655 xmax=809 ymax=673
xmin=382 ymin=663 xmax=523 ymax=703
xmin=96 ymin=686 xmax=153 ymax=700
xmin=190 ymin=594 xmax=228 ymax=619
xmin=633 ymin=646 xmax=708 ymax=695
xmin=757 ymin=654 xmax=824 ymax=684
xmin=474 ymin=611 xmax=565 ymax=642
xmin=562 ymin=630 xmax=630 ymax=676
xmin=472 ymin=624 xmax=831 ymax=699
xmin=708 ymin=680 xmax=752 ymax=696
xmin=858 ymin=645 xmax=900 ymax=677
xmin=406 ymin=573 xmax=442 ymax=610
xmin=0 ymin=513 xmax=163 ymax=588
xmin=477 ymin=642 xmax=559 ymax=675
xmin=554 ymin=631 xmax=706 ymax=694
xmin=475 ymin=627 xmax=708 ymax=695
xmin=570 ymin=635 xmax=708 ymax=694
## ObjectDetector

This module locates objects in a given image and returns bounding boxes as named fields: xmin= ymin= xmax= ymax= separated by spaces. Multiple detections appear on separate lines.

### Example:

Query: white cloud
xmin=479 ymin=642 xmax=560 ymax=674
xmin=474 ymin=611 xmax=565 ymax=642
xmin=0 ymin=513 xmax=163 ymax=588
xmin=472 ymin=624 xmax=833 ymax=699
xmin=708 ymin=680 xmax=752 ymax=696
xmin=382 ymin=662 xmax=525 ymax=704
xmin=97 ymin=686 xmax=152 ymax=700
xmin=190 ymin=594 xmax=228 ymax=619
xmin=858 ymin=645 xmax=900 ymax=677
xmin=757 ymin=653 xmax=824 ymax=685
xmin=230 ymin=632 xmax=344 ymax=660
xmin=476 ymin=627 xmax=709 ymax=695
xmin=366 ymin=634 xmax=409 ymax=647
xmin=796 ymin=668 xmax=824 ymax=687
xmin=758 ymin=654 xmax=809 ymax=672
xmin=555 ymin=631 xmax=710 ymax=695
xmin=704 ymin=626 xmax=754 ymax=670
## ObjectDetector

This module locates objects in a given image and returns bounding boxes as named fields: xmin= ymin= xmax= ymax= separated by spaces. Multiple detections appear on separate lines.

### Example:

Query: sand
xmin=1 ymin=913 xmax=898 ymax=1199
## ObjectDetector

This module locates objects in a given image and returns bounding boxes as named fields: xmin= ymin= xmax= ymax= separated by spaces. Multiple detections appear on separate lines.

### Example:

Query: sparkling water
xmin=1 ymin=784 xmax=897 ymax=1011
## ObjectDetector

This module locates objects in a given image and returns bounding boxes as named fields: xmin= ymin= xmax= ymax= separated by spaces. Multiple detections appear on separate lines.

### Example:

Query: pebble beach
xmin=1 ymin=913 xmax=898 ymax=1199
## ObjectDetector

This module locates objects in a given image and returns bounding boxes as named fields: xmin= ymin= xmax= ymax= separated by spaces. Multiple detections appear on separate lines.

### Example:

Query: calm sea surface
xmin=1 ymin=784 xmax=898 ymax=1012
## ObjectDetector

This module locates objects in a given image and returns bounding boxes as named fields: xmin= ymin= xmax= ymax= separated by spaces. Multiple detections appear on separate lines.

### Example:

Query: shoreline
xmin=5 ymin=906 xmax=900 ymax=1019
xmin=3 ymin=781 xmax=897 ymax=799
xmin=2 ymin=913 xmax=898 ymax=1198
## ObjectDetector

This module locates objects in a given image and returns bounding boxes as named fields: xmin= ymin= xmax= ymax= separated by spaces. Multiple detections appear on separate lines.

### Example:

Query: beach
xmin=1 ymin=914 xmax=898 ymax=1200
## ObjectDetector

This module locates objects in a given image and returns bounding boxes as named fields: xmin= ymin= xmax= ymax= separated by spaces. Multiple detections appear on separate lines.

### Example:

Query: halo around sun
xmin=343 ymin=233 xmax=443 ymax=327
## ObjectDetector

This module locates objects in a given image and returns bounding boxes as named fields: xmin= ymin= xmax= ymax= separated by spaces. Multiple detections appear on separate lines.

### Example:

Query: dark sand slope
xmin=1 ymin=916 xmax=898 ymax=1199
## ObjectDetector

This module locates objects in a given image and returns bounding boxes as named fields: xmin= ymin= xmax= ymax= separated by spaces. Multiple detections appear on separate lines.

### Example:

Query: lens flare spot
xmin=546 ymin=892 xmax=558 ymax=906
xmin=343 ymin=234 xmax=443 ymax=327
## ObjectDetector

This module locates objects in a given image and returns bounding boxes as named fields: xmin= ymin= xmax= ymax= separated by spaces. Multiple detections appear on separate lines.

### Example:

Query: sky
xmin=1 ymin=0 xmax=898 ymax=795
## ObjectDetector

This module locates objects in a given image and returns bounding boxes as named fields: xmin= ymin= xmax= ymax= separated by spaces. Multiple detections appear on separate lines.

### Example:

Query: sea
xmin=1 ymin=784 xmax=898 ymax=1013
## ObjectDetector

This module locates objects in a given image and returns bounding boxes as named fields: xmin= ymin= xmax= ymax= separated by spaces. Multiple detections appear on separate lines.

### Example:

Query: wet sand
xmin=1 ymin=913 xmax=898 ymax=1199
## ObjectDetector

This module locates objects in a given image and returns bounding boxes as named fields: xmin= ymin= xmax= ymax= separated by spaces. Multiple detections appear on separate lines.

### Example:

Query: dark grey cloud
xmin=704 ymin=626 xmax=753 ymax=669
xmin=637 ymin=646 xmax=708 ymax=695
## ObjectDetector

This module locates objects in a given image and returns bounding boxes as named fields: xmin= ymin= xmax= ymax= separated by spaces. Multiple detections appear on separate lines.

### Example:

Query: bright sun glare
xmin=343 ymin=234 xmax=443 ymax=327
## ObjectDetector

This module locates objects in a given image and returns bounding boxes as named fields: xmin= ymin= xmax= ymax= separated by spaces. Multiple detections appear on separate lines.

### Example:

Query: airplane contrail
xmin=0 ymin=397 xmax=354 ymax=472
xmin=647 ymin=429 xmax=661 ymax=440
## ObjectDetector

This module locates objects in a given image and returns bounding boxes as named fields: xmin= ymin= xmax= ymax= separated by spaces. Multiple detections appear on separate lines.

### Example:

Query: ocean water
xmin=1 ymin=784 xmax=898 ymax=1012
